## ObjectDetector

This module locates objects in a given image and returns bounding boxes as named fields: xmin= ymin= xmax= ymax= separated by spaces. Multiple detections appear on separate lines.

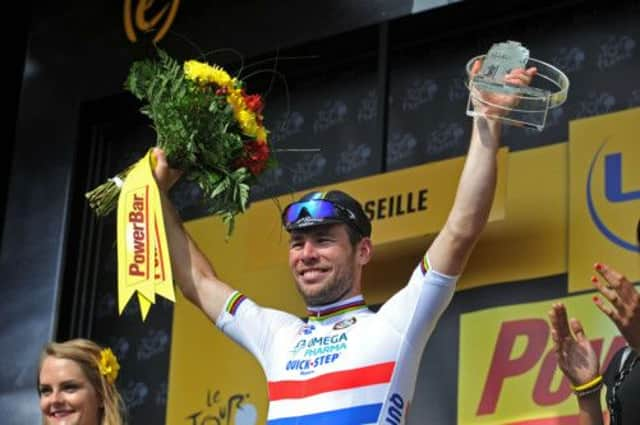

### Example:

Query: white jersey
xmin=216 ymin=255 xmax=456 ymax=424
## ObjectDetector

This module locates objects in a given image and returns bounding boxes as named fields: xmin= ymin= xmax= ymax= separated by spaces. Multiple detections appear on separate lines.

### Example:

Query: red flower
xmin=243 ymin=94 xmax=264 ymax=114
xmin=236 ymin=140 xmax=270 ymax=175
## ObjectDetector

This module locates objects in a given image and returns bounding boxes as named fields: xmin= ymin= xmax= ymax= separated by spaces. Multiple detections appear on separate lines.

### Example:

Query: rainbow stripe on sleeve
xmin=225 ymin=291 xmax=247 ymax=315
xmin=419 ymin=253 xmax=430 ymax=275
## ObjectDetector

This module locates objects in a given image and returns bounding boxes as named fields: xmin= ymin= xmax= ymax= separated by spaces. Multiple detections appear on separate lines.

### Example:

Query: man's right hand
xmin=469 ymin=59 xmax=537 ymax=118
xmin=151 ymin=147 xmax=233 ymax=322
xmin=152 ymin=147 xmax=183 ymax=193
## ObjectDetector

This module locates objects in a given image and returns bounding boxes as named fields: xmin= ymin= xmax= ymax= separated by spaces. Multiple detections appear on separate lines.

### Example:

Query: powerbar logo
xmin=126 ymin=189 xmax=149 ymax=280
xmin=476 ymin=318 xmax=625 ymax=416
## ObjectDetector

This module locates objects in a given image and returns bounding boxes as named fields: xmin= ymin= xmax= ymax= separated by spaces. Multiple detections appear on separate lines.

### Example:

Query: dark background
xmin=1 ymin=0 xmax=638 ymax=424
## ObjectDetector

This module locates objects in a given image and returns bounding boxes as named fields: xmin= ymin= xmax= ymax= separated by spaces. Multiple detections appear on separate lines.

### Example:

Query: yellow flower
xmin=98 ymin=348 xmax=120 ymax=384
xmin=209 ymin=67 xmax=233 ymax=88
xmin=184 ymin=60 xmax=232 ymax=88
xmin=255 ymin=127 xmax=268 ymax=143
xmin=227 ymin=89 xmax=244 ymax=108
xmin=184 ymin=58 xmax=268 ymax=142
xmin=236 ymin=109 xmax=254 ymax=129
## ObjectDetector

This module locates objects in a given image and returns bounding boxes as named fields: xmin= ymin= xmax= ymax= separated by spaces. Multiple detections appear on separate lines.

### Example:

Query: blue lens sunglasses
xmin=282 ymin=199 xmax=363 ymax=235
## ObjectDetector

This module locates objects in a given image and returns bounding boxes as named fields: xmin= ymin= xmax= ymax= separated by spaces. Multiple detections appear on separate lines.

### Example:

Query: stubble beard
xmin=297 ymin=265 xmax=355 ymax=307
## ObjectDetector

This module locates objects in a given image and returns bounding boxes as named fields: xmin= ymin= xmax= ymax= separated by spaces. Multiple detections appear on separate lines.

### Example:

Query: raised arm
xmin=427 ymin=65 xmax=536 ymax=276
xmin=153 ymin=147 xmax=234 ymax=322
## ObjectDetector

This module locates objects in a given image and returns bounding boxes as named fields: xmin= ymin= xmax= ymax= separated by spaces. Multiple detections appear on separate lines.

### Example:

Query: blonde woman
xmin=37 ymin=339 xmax=126 ymax=425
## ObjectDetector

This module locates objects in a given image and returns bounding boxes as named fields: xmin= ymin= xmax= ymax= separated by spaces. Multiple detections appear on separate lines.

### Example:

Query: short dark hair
xmin=343 ymin=222 xmax=364 ymax=247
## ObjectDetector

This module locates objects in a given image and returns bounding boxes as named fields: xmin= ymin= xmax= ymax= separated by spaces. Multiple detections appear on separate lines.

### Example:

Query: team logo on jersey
xmin=333 ymin=316 xmax=357 ymax=330
xmin=290 ymin=332 xmax=349 ymax=357
xmin=285 ymin=353 xmax=341 ymax=376
xmin=297 ymin=324 xmax=316 ymax=336
xmin=385 ymin=393 xmax=406 ymax=425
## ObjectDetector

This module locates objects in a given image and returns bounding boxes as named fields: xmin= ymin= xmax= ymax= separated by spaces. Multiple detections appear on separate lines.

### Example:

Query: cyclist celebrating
xmin=153 ymin=65 xmax=535 ymax=424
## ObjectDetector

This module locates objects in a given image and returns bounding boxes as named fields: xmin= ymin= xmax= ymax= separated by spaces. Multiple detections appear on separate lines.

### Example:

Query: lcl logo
xmin=123 ymin=0 xmax=180 ymax=43
xmin=586 ymin=141 xmax=639 ymax=252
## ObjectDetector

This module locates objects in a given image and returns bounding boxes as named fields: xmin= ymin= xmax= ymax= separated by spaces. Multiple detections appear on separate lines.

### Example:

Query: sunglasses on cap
xmin=281 ymin=199 xmax=363 ymax=235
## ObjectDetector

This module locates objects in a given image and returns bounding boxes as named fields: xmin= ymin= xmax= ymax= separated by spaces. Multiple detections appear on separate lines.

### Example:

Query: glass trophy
xmin=466 ymin=41 xmax=569 ymax=131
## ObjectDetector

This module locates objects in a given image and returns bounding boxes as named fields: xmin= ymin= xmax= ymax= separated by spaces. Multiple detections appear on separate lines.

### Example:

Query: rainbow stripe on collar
xmin=225 ymin=291 xmax=247 ymax=316
xmin=307 ymin=297 xmax=367 ymax=321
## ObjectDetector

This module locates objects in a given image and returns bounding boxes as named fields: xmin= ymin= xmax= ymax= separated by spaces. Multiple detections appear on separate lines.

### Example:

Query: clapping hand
xmin=548 ymin=302 xmax=601 ymax=387
xmin=591 ymin=263 xmax=640 ymax=352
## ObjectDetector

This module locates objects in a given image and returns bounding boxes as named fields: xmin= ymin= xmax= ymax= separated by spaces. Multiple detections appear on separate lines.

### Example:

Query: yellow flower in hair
xmin=98 ymin=348 xmax=120 ymax=384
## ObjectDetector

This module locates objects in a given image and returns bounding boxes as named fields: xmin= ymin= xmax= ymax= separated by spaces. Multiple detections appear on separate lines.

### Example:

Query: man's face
xmin=288 ymin=223 xmax=364 ymax=306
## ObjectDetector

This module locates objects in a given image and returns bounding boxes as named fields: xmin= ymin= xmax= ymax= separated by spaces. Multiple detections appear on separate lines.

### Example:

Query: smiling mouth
xmin=49 ymin=411 xmax=74 ymax=420
xmin=300 ymin=268 xmax=329 ymax=280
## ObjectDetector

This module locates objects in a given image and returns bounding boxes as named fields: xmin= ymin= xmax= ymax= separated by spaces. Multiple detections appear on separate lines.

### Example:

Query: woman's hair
xmin=38 ymin=339 xmax=126 ymax=425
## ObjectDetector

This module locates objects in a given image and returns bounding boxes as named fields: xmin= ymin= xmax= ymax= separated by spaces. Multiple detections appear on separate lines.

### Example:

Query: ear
xmin=356 ymin=237 xmax=373 ymax=266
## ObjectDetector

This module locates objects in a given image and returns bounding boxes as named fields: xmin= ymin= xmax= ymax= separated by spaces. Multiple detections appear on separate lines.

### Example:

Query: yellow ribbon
xmin=117 ymin=149 xmax=175 ymax=320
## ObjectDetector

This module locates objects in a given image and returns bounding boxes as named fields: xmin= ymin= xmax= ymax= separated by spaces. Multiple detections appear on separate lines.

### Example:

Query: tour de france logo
xmin=586 ymin=141 xmax=639 ymax=253
xmin=123 ymin=0 xmax=180 ymax=43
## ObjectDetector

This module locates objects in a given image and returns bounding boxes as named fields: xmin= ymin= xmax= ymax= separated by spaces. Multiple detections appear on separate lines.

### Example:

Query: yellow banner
xmin=458 ymin=289 xmax=630 ymax=425
xmin=247 ymin=147 xmax=508 ymax=272
xmin=568 ymin=108 xmax=640 ymax=292
xmin=117 ymin=150 xmax=175 ymax=320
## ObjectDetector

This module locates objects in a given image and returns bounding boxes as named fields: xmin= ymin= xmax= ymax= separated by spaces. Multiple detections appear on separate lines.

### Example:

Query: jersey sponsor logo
xmin=290 ymin=332 xmax=348 ymax=354
xmin=297 ymin=324 xmax=316 ymax=335
xmin=303 ymin=342 xmax=347 ymax=357
xmin=285 ymin=353 xmax=341 ymax=375
xmin=385 ymin=393 xmax=405 ymax=425
xmin=333 ymin=316 xmax=357 ymax=330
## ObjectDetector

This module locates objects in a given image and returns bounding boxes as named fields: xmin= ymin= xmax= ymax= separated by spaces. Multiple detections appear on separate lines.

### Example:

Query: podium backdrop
xmin=167 ymin=109 xmax=639 ymax=424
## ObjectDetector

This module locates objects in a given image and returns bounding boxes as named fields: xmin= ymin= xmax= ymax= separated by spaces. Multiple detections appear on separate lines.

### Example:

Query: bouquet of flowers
xmin=85 ymin=48 xmax=275 ymax=234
